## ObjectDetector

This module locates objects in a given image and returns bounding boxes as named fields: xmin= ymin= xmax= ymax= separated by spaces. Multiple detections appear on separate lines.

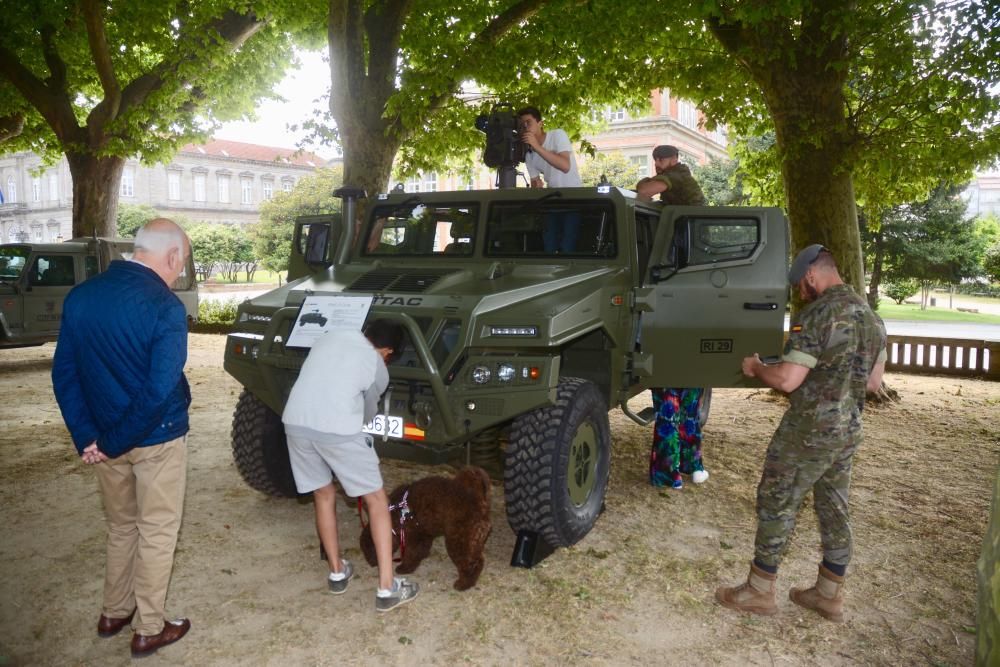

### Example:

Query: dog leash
xmin=357 ymin=490 xmax=411 ymax=563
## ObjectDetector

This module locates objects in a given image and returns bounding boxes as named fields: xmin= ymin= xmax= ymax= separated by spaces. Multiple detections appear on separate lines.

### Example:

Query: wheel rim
xmin=568 ymin=420 xmax=597 ymax=506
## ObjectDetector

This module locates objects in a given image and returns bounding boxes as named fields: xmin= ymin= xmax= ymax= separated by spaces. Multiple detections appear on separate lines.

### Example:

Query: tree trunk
xmin=866 ymin=213 xmax=885 ymax=310
xmin=66 ymin=152 xmax=125 ymax=238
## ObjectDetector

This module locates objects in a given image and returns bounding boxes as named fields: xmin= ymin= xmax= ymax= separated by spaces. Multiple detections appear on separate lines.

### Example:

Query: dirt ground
xmin=1 ymin=334 xmax=998 ymax=666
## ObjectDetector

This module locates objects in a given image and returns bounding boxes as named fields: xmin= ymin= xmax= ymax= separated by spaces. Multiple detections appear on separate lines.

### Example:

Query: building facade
xmin=963 ymin=170 xmax=1000 ymax=219
xmin=0 ymin=139 xmax=322 ymax=243
xmin=584 ymin=89 xmax=730 ymax=176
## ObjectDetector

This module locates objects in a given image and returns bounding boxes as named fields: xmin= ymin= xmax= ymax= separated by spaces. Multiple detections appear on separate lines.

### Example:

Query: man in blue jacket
xmin=52 ymin=218 xmax=193 ymax=658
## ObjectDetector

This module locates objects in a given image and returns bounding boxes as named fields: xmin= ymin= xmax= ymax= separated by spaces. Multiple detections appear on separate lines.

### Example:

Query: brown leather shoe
xmin=130 ymin=619 xmax=191 ymax=657
xmin=97 ymin=609 xmax=135 ymax=638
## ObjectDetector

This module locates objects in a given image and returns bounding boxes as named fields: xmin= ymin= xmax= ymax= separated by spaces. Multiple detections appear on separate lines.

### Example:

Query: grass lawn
xmin=877 ymin=298 xmax=1000 ymax=324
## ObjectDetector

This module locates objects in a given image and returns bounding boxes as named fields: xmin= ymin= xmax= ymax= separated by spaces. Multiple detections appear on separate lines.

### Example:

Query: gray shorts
xmin=286 ymin=433 xmax=384 ymax=497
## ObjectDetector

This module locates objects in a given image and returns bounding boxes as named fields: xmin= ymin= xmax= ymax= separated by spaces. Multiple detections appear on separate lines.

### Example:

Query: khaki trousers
xmin=94 ymin=436 xmax=187 ymax=636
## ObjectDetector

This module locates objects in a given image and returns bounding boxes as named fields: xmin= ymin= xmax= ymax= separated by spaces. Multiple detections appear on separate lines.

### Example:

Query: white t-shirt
xmin=525 ymin=128 xmax=581 ymax=187
xmin=282 ymin=328 xmax=388 ymax=437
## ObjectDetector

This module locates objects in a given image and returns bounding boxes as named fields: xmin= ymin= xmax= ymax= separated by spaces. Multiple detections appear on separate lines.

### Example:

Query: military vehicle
xmin=224 ymin=183 xmax=790 ymax=549
xmin=0 ymin=237 xmax=198 ymax=348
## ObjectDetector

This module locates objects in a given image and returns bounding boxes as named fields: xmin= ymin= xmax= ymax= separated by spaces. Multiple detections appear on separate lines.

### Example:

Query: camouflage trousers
xmin=753 ymin=426 xmax=861 ymax=569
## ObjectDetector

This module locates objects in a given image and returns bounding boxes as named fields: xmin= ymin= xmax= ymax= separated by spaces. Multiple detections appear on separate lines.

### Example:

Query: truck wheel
xmin=504 ymin=377 xmax=611 ymax=548
xmin=699 ymin=388 xmax=712 ymax=428
xmin=231 ymin=390 xmax=298 ymax=498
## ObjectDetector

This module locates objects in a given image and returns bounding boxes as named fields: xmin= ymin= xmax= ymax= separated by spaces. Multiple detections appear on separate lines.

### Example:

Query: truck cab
xmin=0 ymin=237 xmax=198 ymax=348
xmin=224 ymin=186 xmax=789 ymax=548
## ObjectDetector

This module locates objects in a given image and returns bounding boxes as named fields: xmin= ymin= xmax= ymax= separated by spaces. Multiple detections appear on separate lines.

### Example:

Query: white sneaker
xmin=692 ymin=469 xmax=709 ymax=484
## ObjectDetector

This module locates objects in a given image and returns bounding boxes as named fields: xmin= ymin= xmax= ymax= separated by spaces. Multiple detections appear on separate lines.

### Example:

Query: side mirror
xmin=301 ymin=223 xmax=331 ymax=266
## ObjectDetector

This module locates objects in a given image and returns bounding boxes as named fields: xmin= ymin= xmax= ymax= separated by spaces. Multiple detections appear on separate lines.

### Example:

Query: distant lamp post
xmin=56 ymin=234 xmax=64 ymax=243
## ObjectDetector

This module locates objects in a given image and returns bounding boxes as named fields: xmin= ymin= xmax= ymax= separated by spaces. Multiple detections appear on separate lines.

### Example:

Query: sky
xmin=212 ymin=50 xmax=336 ymax=158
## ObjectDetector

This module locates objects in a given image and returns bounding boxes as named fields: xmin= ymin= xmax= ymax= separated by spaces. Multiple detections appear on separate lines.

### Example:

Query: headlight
xmin=471 ymin=365 xmax=491 ymax=384
xmin=496 ymin=363 xmax=516 ymax=382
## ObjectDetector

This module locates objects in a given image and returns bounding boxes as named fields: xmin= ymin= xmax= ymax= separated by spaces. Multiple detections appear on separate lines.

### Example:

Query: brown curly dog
xmin=360 ymin=466 xmax=492 ymax=591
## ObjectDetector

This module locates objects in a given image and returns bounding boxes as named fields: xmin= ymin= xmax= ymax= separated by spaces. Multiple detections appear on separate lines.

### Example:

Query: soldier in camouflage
xmin=635 ymin=145 xmax=707 ymax=205
xmin=715 ymin=244 xmax=887 ymax=622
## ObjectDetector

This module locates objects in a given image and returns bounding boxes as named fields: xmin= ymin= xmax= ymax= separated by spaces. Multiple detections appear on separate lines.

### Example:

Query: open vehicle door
xmin=637 ymin=207 xmax=788 ymax=387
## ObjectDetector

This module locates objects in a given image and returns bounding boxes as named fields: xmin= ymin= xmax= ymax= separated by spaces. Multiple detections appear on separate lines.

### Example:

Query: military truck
xmin=224 ymin=185 xmax=789 ymax=548
xmin=0 ymin=237 xmax=198 ymax=348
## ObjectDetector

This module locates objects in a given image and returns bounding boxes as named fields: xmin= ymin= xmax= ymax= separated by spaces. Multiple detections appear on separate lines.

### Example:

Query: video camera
xmin=475 ymin=107 xmax=527 ymax=168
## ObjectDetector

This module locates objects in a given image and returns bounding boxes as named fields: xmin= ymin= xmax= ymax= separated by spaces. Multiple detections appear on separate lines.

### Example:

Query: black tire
xmin=698 ymin=388 xmax=712 ymax=428
xmin=504 ymin=377 xmax=611 ymax=548
xmin=231 ymin=389 xmax=298 ymax=498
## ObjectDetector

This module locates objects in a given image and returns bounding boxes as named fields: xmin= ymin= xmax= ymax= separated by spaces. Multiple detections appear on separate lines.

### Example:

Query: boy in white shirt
xmin=282 ymin=319 xmax=418 ymax=612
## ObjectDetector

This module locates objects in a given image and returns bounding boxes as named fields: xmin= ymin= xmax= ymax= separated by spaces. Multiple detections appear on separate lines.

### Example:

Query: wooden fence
xmin=886 ymin=335 xmax=999 ymax=380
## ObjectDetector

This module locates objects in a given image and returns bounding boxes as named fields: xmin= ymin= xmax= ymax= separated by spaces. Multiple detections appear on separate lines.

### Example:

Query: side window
xmin=635 ymin=211 xmax=657 ymax=278
xmin=85 ymin=256 xmax=99 ymax=279
xmin=683 ymin=218 xmax=760 ymax=266
xmin=29 ymin=255 xmax=76 ymax=287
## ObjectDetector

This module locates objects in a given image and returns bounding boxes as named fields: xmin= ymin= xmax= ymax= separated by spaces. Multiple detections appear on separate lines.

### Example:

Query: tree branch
xmin=0 ymin=112 xmax=25 ymax=143
xmin=0 ymin=42 xmax=81 ymax=142
xmin=117 ymin=9 xmax=265 ymax=120
xmin=82 ymin=0 xmax=121 ymax=124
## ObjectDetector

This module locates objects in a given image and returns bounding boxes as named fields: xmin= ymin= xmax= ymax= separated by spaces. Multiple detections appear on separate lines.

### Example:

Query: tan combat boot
xmin=715 ymin=562 xmax=778 ymax=616
xmin=789 ymin=564 xmax=845 ymax=622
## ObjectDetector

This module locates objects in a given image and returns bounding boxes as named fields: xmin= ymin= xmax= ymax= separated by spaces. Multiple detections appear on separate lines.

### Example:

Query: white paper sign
xmin=285 ymin=295 xmax=374 ymax=348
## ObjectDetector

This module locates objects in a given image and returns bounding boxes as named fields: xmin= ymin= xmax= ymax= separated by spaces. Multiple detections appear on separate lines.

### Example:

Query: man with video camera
xmin=517 ymin=106 xmax=582 ymax=252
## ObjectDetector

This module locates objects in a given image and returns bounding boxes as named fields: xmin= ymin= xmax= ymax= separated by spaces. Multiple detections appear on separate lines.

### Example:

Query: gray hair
xmin=135 ymin=219 xmax=187 ymax=256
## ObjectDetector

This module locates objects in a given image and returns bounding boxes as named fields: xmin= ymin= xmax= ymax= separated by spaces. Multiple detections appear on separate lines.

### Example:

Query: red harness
xmin=357 ymin=490 xmax=412 ymax=563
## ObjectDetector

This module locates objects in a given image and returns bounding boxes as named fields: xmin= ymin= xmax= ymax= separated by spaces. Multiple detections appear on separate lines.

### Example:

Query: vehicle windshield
xmin=485 ymin=200 xmax=616 ymax=258
xmin=364 ymin=203 xmax=479 ymax=256
xmin=0 ymin=246 xmax=29 ymax=281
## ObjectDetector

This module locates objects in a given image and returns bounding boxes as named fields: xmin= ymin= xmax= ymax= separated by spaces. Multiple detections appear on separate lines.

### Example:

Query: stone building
xmin=0 ymin=139 xmax=323 ymax=243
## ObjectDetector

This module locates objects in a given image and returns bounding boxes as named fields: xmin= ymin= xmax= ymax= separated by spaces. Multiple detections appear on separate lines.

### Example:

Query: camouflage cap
xmin=787 ymin=244 xmax=827 ymax=285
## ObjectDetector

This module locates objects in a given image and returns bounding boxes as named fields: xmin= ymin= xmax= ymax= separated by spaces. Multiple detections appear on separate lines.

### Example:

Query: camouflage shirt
xmin=779 ymin=284 xmax=887 ymax=440
xmin=651 ymin=163 xmax=707 ymax=206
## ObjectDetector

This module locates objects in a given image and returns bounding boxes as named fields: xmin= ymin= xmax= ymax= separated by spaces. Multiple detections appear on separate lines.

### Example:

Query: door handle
xmin=743 ymin=302 xmax=778 ymax=310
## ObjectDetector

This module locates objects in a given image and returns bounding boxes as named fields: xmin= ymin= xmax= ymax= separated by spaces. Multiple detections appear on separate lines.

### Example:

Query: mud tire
xmin=504 ymin=377 xmax=611 ymax=548
xmin=231 ymin=390 xmax=298 ymax=498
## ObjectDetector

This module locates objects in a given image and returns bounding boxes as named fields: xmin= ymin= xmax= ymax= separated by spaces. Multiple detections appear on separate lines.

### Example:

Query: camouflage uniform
xmin=754 ymin=284 xmax=886 ymax=569
xmin=650 ymin=163 xmax=706 ymax=206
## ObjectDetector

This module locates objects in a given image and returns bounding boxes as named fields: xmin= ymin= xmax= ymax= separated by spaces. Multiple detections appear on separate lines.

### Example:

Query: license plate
xmin=362 ymin=414 xmax=404 ymax=438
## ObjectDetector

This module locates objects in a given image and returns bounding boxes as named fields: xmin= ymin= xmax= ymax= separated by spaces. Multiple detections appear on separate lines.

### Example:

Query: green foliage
xmin=882 ymin=185 xmax=988 ymax=288
xmin=115 ymin=203 xmax=160 ymax=238
xmin=883 ymin=279 xmax=921 ymax=305
xmin=578 ymin=153 xmax=644 ymax=189
xmin=184 ymin=222 xmax=256 ymax=282
xmin=693 ymin=156 xmax=744 ymax=206
xmin=197 ymin=299 xmax=239 ymax=329
xmin=252 ymin=167 xmax=343 ymax=277
xmin=985 ymin=243 xmax=1000 ymax=284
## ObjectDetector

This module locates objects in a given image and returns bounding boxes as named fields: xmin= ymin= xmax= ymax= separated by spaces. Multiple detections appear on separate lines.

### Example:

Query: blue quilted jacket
xmin=52 ymin=260 xmax=191 ymax=458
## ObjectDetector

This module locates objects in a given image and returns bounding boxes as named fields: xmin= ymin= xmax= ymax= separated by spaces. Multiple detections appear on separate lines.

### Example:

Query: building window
xmin=404 ymin=175 xmax=421 ymax=193
xmin=168 ymin=171 xmax=181 ymax=200
xmin=6 ymin=175 xmax=17 ymax=203
xmin=630 ymin=155 xmax=648 ymax=171
xmin=608 ymin=108 xmax=626 ymax=122
xmin=661 ymin=89 xmax=671 ymax=115
xmin=241 ymin=177 xmax=253 ymax=204
xmin=678 ymin=101 xmax=698 ymax=129
xmin=262 ymin=180 xmax=274 ymax=200
xmin=32 ymin=177 xmax=41 ymax=202
xmin=282 ymin=179 xmax=293 ymax=192
xmin=423 ymin=172 xmax=438 ymax=192
xmin=120 ymin=168 xmax=134 ymax=197
xmin=193 ymin=172 xmax=206 ymax=202
xmin=48 ymin=172 xmax=59 ymax=201
xmin=33 ymin=226 xmax=43 ymax=242
xmin=218 ymin=174 xmax=230 ymax=203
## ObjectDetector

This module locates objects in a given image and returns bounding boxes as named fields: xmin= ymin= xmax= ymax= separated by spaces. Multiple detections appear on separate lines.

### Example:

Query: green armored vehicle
xmin=224 ymin=185 xmax=789 ymax=547
xmin=0 ymin=237 xmax=198 ymax=348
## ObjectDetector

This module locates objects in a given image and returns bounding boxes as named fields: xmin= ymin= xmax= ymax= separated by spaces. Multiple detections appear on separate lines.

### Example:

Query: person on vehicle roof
xmin=635 ymin=144 xmax=707 ymax=205
xmin=518 ymin=106 xmax=583 ymax=253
